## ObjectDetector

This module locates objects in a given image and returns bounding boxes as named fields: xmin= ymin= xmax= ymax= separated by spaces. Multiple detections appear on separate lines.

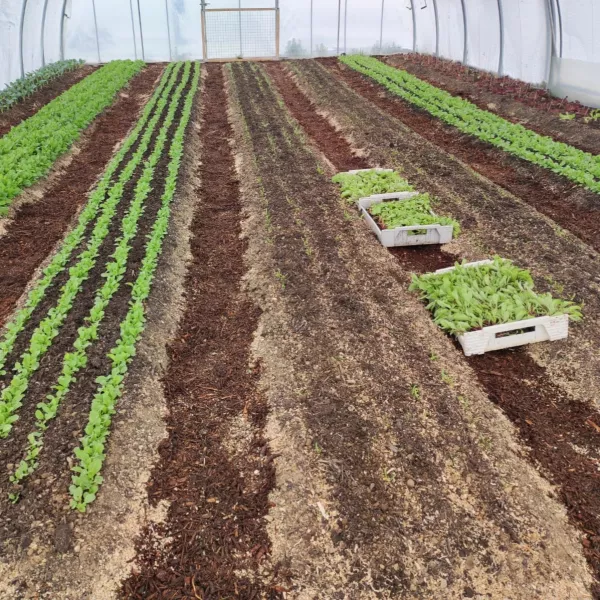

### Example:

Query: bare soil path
xmin=0 ymin=65 xmax=97 ymax=138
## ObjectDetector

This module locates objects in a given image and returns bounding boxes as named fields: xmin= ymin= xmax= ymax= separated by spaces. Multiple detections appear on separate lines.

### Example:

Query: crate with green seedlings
xmin=360 ymin=192 xmax=460 ymax=247
xmin=332 ymin=169 xmax=414 ymax=204
xmin=410 ymin=257 xmax=582 ymax=356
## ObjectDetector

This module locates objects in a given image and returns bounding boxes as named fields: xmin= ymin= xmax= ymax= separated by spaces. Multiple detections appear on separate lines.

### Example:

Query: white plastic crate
xmin=432 ymin=262 xmax=570 ymax=356
xmin=358 ymin=193 xmax=454 ymax=248
xmin=345 ymin=168 xmax=394 ymax=175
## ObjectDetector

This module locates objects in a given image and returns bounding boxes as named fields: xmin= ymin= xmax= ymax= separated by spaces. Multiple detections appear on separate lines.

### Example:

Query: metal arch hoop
xmin=554 ymin=0 xmax=563 ymax=58
xmin=59 ymin=0 xmax=68 ymax=60
xmin=165 ymin=0 xmax=173 ymax=60
xmin=410 ymin=0 xmax=416 ymax=53
xmin=137 ymin=0 xmax=145 ymax=61
xmin=460 ymin=0 xmax=468 ymax=64
xmin=91 ymin=0 xmax=101 ymax=63
xmin=431 ymin=0 xmax=440 ymax=57
xmin=497 ymin=0 xmax=504 ymax=75
xmin=41 ymin=0 xmax=50 ymax=66
xmin=19 ymin=0 xmax=28 ymax=78
xmin=129 ymin=0 xmax=138 ymax=59
xmin=379 ymin=0 xmax=385 ymax=51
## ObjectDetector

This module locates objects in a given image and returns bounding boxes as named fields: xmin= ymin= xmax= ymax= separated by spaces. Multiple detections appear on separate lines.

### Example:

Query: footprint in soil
xmin=53 ymin=519 xmax=73 ymax=553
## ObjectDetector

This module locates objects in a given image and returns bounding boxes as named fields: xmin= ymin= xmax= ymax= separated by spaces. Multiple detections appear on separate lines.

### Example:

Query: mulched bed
xmin=121 ymin=64 xmax=281 ymax=599
xmin=0 ymin=64 xmax=187 ymax=557
xmin=263 ymin=61 xmax=600 ymax=597
xmin=0 ymin=64 xmax=164 ymax=330
xmin=265 ymin=62 xmax=367 ymax=172
xmin=318 ymin=58 xmax=600 ymax=254
xmin=0 ymin=65 xmax=97 ymax=137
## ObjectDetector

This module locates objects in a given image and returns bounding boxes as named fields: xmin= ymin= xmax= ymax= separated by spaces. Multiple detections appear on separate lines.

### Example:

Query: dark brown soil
xmin=265 ymin=62 xmax=368 ymax=172
xmin=260 ymin=61 xmax=600 ymax=596
xmin=0 ymin=64 xmax=164 ymax=330
xmin=226 ymin=61 xmax=575 ymax=596
xmin=383 ymin=54 xmax=600 ymax=156
xmin=0 ymin=66 xmax=97 ymax=137
xmin=0 ymin=65 xmax=189 ymax=558
xmin=318 ymin=58 xmax=600 ymax=253
xmin=121 ymin=64 xmax=281 ymax=599
xmin=468 ymin=349 xmax=600 ymax=598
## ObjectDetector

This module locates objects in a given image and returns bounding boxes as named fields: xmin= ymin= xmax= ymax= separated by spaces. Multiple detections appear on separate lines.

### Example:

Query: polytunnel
xmin=1 ymin=0 xmax=600 ymax=106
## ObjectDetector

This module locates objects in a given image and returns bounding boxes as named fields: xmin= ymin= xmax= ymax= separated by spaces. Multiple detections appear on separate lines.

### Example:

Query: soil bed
xmin=222 ymin=61 xmax=592 ymax=597
xmin=0 ymin=65 xmax=97 ymax=137
xmin=0 ymin=66 xmax=190 ymax=559
xmin=121 ymin=64 xmax=280 ymax=599
xmin=0 ymin=64 xmax=164 ymax=329
xmin=317 ymin=58 xmax=600 ymax=253
xmin=264 ymin=61 xmax=600 ymax=596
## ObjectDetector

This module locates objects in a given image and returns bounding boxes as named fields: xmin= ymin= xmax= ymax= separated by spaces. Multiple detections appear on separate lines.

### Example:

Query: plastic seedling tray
xmin=433 ymin=261 xmax=570 ymax=356
xmin=345 ymin=168 xmax=394 ymax=175
xmin=358 ymin=193 xmax=454 ymax=248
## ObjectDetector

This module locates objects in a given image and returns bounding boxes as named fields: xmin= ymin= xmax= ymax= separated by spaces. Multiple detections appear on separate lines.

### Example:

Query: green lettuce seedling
xmin=332 ymin=169 xmax=414 ymax=203
xmin=369 ymin=193 xmax=460 ymax=236
xmin=410 ymin=256 xmax=582 ymax=335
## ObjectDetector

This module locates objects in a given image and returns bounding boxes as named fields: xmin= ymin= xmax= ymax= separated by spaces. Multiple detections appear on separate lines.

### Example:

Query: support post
xmin=238 ymin=0 xmax=243 ymax=57
xmin=19 ymin=0 xmax=28 ymax=77
xmin=497 ymin=0 xmax=504 ymax=75
xmin=543 ymin=0 xmax=553 ymax=85
xmin=343 ymin=0 xmax=348 ymax=54
xmin=136 ymin=0 xmax=145 ymax=61
xmin=431 ymin=0 xmax=439 ymax=57
xmin=310 ymin=0 xmax=313 ymax=56
xmin=336 ymin=0 xmax=341 ymax=55
xmin=275 ymin=0 xmax=280 ymax=58
xmin=554 ymin=0 xmax=563 ymax=58
xmin=410 ymin=0 xmax=416 ymax=53
xmin=200 ymin=0 xmax=207 ymax=60
xmin=41 ymin=0 xmax=49 ymax=66
xmin=379 ymin=0 xmax=385 ymax=52
xmin=165 ymin=0 xmax=173 ymax=61
xmin=91 ymin=0 xmax=101 ymax=63
xmin=129 ymin=0 xmax=137 ymax=59
xmin=59 ymin=0 xmax=68 ymax=61
xmin=460 ymin=0 xmax=467 ymax=64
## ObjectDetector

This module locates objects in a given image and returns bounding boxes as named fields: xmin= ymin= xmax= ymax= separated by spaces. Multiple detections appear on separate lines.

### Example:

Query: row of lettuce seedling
xmin=7 ymin=63 xmax=193 ymax=502
xmin=69 ymin=62 xmax=200 ymax=512
xmin=0 ymin=63 xmax=181 ymax=441
xmin=333 ymin=169 xmax=582 ymax=356
xmin=0 ymin=59 xmax=84 ymax=113
xmin=0 ymin=59 xmax=145 ymax=214
xmin=341 ymin=55 xmax=600 ymax=194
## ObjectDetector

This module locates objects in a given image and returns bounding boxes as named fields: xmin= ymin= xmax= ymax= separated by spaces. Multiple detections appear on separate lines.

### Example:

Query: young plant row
xmin=8 ymin=63 xmax=193 ymax=499
xmin=69 ymin=61 xmax=201 ymax=512
xmin=332 ymin=169 xmax=414 ymax=203
xmin=0 ymin=63 xmax=181 ymax=439
xmin=0 ymin=59 xmax=145 ymax=214
xmin=0 ymin=59 xmax=84 ymax=113
xmin=410 ymin=257 xmax=582 ymax=335
xmin=340 ymin=55 xmax=600 ymax=194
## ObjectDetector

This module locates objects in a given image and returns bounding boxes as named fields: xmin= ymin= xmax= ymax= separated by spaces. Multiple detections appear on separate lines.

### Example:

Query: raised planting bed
xmin=410 ymin=257 xmax=582 ymax=356
xmin=359 ymin=192 xmax=459 ymax=247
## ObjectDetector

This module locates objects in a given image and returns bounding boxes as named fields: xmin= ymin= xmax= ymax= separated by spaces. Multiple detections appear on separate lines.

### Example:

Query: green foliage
xmin=0 ymin=59 xmax=83 ymax=112
xmin=69 ymin=61 xmax=201 ymax=513
xmin=0 ymin=63 xmax=179 ymax=441
xmin=340 ymin=55 xmax=600 ymax=195
xmin=559 ymin=113 xmax=576 ymax=121
xmin=368 ymin=193 xmax=460 ymax=235
xmin=410 ymin=257 xmax=582 ymax=335
xmin=0 ymin=60 xmax=144 ymax=214
xmin=8 ymin=64 xmax=186 ymax=493
xmin=332 ymin=169 xmax=414 ymax=203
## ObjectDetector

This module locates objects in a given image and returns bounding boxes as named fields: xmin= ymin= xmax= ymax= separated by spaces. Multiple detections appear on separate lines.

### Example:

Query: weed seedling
xmin=410 ymin=384 xmax=421 ymax=400
xmin=275 ymin=269 xmax=287 ymax=290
